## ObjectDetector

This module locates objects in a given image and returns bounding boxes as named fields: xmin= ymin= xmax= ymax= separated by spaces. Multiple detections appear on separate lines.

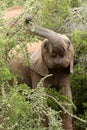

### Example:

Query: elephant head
xmin=25 ymin=16 xmax=74 ymax=76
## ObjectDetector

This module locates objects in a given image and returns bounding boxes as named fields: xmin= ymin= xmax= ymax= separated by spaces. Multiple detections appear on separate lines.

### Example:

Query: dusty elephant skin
xmin=5 ymin=7 xmax=74 ymax=130
xmin=9 ymin=19 xmax=74 ymax=130
xmin=24 ymin=16 xmax=74 ymax=130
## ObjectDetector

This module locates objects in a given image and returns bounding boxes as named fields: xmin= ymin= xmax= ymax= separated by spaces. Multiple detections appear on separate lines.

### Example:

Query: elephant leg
xmin=63 ymin=113 xmax=73 ymax=130
xmin=62 ymin=84 xmax=73 ymax=130
xmin=30 ymin=70 xmax=42 ymax=89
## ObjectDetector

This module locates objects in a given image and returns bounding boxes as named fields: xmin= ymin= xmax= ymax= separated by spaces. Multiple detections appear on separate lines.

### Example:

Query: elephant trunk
xmin=25 ymin=16 xmax=64 ymax=53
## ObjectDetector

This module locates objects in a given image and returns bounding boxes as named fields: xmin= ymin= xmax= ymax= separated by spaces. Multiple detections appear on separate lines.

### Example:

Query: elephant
xmin=8 ymin=15 xmax=74 ymax=130
xmin=24 ymin=16 xmax=74 ymax=130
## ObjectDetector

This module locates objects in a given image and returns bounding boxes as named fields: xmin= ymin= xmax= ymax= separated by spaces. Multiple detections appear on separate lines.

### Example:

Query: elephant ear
xmin=30 ymin=47 xmax=49 ymax=76
xmin=69 ymin=43 xmax=74 ymax=73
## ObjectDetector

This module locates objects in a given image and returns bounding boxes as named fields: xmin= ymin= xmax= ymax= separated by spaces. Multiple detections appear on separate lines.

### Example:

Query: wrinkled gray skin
xmin=9 ymin=16 xmax=74 ymax=130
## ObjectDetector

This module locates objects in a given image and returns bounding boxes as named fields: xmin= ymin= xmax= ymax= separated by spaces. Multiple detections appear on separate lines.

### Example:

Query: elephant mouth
xmin=51 ymin=57 xmax=70 ymax=69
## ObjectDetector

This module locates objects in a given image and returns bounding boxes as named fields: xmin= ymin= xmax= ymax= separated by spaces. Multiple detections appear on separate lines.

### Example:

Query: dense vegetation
xmin=0 ymin=0 xmax=87 ymax=130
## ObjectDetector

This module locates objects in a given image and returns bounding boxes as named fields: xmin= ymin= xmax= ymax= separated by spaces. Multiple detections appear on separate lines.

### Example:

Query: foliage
xmin=72 ymin=30 xmax=87 ymax=64
xmin=57 ymin=1 xmax=87 ymax=34
xmin=71 ymin=30 xmax=87 ymax=129
xmin=0 ymin=83 xmax=63 ymax=130
xmin=40 ymin=0 xmax=70 ymax=32
xmin=0 ymin=0 xmax=25 ymax=7
xmin=70 ymin=0 xmax=81 ymax=7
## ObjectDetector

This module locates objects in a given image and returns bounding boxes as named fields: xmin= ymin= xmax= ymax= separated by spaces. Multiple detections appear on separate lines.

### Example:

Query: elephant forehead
xmin=58 ymin=34 xmax=70 ymax=43
xmin=61 ymin=35 xmax=69 ymax=41
xmin=59 ymin=34 xmax=69 ymax=40
xmin=62 ymin=35 xmax=71 ymax=46
xmin=61 ymin=35 xmax=71 ymax=49
xmin=54 ymin=37 xmax=68 ymax=49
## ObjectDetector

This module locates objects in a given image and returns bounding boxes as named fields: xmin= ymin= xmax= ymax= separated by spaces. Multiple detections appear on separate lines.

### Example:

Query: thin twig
xmin=47 ymin=94 xmax=86 ymax=123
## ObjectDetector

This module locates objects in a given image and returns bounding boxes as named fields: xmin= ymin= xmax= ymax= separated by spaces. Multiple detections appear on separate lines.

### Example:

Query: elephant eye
xmin=68 ymin=41 xmax=71 ymax=45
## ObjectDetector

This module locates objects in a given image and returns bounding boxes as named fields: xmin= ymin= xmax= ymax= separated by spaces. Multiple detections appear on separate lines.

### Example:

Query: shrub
xmin=71 ymin=30 xmax=87 ymax=129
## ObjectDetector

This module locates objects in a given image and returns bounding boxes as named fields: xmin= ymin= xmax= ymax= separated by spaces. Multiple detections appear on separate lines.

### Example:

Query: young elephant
xmin=24 ymin=17 xmax=74 ymax=130
xmin=6 ymin=7 xmax=74 ymax=130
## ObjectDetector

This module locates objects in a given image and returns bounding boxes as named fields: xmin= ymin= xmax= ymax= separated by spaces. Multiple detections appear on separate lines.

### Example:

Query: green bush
xmin=70 ymin=0 xmax=81 ymax=7
xmin=71 ymin=30 xmax=87 ymax=129
xmin=40 ymin=0 xmax=70 ymax=32
xmin=0 ymin=82 xmax=64 ymax=130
